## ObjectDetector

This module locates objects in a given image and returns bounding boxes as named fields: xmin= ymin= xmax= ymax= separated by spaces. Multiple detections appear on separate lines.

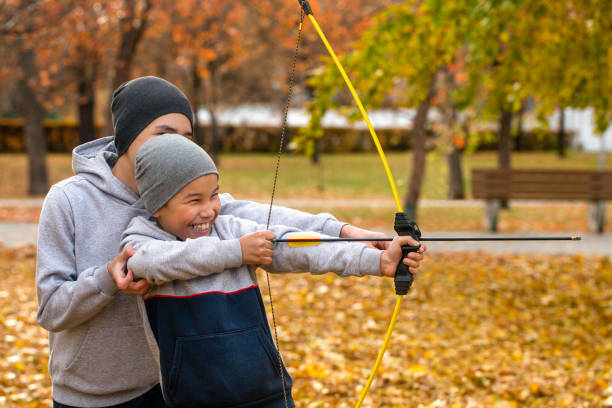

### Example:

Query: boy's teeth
xmin=192 ymin=223 xmax=209 ymax=230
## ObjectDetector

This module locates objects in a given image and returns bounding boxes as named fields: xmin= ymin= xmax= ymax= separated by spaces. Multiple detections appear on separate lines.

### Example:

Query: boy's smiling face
xmin=153 ymin=174 xmax=220 ymax=240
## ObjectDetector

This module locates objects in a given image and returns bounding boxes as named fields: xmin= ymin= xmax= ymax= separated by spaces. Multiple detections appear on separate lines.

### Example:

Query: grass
xmin=1 ymin=151 xmax=611 ymax=232
xmin=1 ymin=150 xmax=610 ymax=200
xmin=208 ymin=150 xmax=612 ymax=200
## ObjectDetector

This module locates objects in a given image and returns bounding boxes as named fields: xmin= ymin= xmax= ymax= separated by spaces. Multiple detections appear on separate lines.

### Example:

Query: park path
xmin=0 ymin=198 xmax=610 ymax=254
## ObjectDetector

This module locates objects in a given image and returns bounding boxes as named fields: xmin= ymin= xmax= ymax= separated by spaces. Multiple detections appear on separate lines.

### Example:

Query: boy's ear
xmin=152 ymin=201 xmax=168 ymax=218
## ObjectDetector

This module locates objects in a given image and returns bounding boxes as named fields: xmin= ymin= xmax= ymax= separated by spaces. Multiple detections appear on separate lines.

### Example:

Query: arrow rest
xmin=394 ymin=212 xmax=421 ymax=295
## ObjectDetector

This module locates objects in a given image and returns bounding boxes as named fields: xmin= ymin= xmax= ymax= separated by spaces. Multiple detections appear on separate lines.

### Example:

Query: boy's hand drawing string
xmin=269 ymin=2 xmax=581 ymax=407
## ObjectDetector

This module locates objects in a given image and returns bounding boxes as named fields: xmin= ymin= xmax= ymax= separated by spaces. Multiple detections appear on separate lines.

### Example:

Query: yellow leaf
xmin=409 ymin=364 xmax=427 ymax=374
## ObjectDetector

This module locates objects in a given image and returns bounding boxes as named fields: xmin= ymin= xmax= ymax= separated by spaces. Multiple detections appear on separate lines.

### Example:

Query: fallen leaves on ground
xmin=0 ymin=245 xmax=49 ymax=407
xmin=0 ymin=246 xmax=610 ymax=407
xmin=258 ymin=253 xmax=611 ymax=407
xmin=0 ymin=208 xmax=41 ymax=223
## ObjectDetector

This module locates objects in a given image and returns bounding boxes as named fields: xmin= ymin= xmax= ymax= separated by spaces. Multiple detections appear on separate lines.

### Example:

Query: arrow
xmin=271 ymin=235 xmax=581 ymax=247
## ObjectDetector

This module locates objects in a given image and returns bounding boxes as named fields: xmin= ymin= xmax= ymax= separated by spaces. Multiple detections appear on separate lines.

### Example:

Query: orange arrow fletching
xmin=273 ymin=235 xmax=323 ymax=247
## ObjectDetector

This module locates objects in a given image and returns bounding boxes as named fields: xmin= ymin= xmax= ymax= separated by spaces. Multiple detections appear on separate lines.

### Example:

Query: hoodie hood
xmin=72 ymin=136 xmax=142 ymax=206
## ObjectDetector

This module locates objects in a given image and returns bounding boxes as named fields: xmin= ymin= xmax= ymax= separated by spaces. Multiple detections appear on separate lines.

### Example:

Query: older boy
xmin=120 ymin=133 xmax=421 ymax=407
xmin=36 ymin=76 xmax=424 ymax=408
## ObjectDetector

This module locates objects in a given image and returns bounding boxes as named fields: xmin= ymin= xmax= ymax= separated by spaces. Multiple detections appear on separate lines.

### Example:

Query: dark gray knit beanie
xmin=111 ymin=76 xmax=194 ymax=157
xmin=135 ymin=134 xmax=219 ymax=214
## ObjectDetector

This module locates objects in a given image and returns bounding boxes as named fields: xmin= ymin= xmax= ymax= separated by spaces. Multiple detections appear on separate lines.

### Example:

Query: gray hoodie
xmin=35 ymin=136 xmax=347 ymax=407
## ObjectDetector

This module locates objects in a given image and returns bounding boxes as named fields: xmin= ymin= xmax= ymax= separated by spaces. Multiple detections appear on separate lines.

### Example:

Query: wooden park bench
xmin=471 ymin=169 xmax=612 ymax=233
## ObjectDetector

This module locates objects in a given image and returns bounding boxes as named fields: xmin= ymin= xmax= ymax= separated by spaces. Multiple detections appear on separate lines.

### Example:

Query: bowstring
xmin=264 ymin=8 xmax=305 ymax=408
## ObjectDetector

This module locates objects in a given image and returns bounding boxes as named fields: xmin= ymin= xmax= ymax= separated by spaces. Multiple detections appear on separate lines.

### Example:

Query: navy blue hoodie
xmin=121 ymin=214 xmax=382 ymax=407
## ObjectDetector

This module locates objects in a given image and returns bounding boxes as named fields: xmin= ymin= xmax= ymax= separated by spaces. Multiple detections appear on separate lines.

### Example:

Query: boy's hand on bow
xmin=380 ymin=236 xmax=426 ymax=277
xmin=107 ymin=246 xmax=151 ymax=295
xmin=239 ymin=230 xmax=275 ymax=265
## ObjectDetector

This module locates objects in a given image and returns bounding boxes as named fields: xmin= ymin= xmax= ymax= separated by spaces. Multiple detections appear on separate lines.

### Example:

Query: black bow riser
xmin=393 ymin=212 xmax=421 ymax=295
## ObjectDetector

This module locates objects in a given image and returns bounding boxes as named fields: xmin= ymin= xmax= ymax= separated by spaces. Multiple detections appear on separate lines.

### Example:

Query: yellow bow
xmin=297 ymin=1 xmax=407 ymax=406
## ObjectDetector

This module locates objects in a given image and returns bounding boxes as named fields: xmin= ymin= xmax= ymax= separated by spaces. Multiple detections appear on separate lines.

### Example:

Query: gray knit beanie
xmin=135 ymin=134 xmax=219 ymax=214
xmin=112 ymin=76 xmax=194 ymax=157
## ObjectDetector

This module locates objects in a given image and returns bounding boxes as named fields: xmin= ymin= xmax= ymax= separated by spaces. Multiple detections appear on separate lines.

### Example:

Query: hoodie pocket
xmin=61 ymin=325 xmax=158 ymax=394
xmin=165 ymin=325 xmax=290 ymax=407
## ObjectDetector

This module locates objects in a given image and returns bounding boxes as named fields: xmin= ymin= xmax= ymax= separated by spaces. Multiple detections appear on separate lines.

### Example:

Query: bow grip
xmin=393 ymin=212 xmax=421 ymax=295
xmin=394 ymin=244 xmax=419 ymax=295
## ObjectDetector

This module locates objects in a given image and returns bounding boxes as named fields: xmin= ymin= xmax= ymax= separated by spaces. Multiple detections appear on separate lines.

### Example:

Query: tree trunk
xmin=498 ymin=109 xmax=512 ymax=170
xmin=77 ymin=72 xmax=96 ymax=144
xmin=515 ymin=102 xmax=525 ymax=151
xmin=557 ymin=107 xmax=566 ymax=158
xmin=111 ymin=0 xmax=151 ymax=91
xmin=403 ymin=71 xmax=438 ymax=219
xmin=103 ymin=0 xmax=152 ymax=136
xmin=17 ymin=48 xmax=48 ymax=195
xmin=205 ymin=62 xmax=222 ymax=166
xmin=447 ymin=145 xmax=464 ymax=199
xmin=191 ymin=64 xmax=204 ymax=147
xmin=208 ymin=109 xmax=222 ymax=164
xmin=445 ymin=91 xmax=464 ymax=200
xmin=206 ymin=64 xmax=222 ymax=164
xmin=498 ymin=108 xmax=513 ymax=208
xmin=599 ymin=129 xmax=608 ymax=169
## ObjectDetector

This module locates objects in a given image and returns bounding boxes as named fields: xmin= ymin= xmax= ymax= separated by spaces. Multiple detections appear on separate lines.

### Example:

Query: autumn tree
xmin=299 ymin=0 xmax=476 ymax=218
xmin=433 ymin=63 xmax=472 ymax=200
xmin=53 ymin=1 xmax=116 ymax=144
xmin=102 ymin=0 xmax=152 ymax=136
xmin=458 ymin=1 xmax=533 ymax=187
xmin=153 ymin=0 xmax=247 ymax=158
xmin=525 ymin=0 xmax=611 ymax=156
xmin=461 ymin=0 xmax=611 ymax=169
xmin=0 ymin=0 xmax=74 ymax=194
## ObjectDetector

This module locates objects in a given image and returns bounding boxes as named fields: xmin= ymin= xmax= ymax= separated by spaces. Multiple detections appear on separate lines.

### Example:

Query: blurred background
xmin=0 ymin=0 xmax=610 ymax=206
xmin=0 ymin=1 xmax=611 ymax=407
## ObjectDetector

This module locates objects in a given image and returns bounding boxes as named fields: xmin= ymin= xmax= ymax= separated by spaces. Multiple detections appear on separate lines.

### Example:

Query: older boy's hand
xmin=107 ymin=246 xmax=151 ymax=295
xmin=239 ymin=230 xmax=275 ymax=265
xmin=340 ymin=224 xmax=390 ymax=250
xmin=380 ymin=236 xmax=426 ymax=277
